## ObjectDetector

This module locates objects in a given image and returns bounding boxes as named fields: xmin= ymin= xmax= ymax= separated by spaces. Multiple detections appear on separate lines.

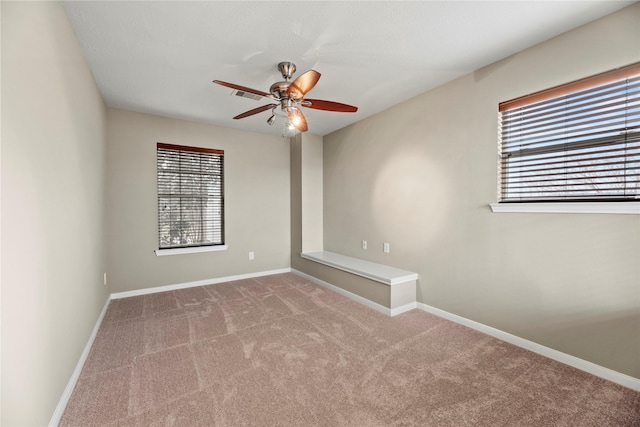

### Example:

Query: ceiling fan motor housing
xmin=269 ymin=81 xmax=291 ymax=99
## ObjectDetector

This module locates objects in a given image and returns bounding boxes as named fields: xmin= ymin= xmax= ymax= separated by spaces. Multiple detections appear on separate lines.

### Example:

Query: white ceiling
xmin=62 ymin=1 xmax=635 ymax=137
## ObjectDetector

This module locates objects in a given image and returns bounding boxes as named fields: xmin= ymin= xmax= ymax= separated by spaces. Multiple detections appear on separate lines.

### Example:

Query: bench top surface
xmin=301 ymin=251 xmax=418 ymax=286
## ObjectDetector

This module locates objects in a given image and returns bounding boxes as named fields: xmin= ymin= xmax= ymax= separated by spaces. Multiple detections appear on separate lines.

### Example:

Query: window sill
xmin=489 ymin=202 xmax=640 ymax=215
xmin=155 ymin=245 xmax=228 ymax=256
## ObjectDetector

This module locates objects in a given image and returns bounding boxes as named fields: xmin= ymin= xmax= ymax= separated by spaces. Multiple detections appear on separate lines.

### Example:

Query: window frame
xmin=493 ymin=62 xmax=640 ymax=214
xmin=155 ymin=143 xmax=226 ymax=254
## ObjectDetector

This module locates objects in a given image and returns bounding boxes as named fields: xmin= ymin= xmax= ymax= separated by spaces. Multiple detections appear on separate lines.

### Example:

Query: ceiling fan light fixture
xmin=282 ymin=121 xmax=299 ymax=138
xmin=290 ymin=110 xmax=301 ymax=126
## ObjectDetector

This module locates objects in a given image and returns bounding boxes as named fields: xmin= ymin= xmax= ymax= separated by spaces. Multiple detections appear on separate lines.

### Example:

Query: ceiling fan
xmin=213 ymin=61 xmax=358 ymax=134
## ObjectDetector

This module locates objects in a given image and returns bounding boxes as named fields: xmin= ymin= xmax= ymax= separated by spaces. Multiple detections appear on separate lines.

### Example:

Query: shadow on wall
xmin=473 ymin=53 xmax=519 ymax=83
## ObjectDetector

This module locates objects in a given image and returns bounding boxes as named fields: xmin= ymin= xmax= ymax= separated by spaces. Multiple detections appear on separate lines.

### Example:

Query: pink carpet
xmin=60 ymin=273 xmax=640 ymax=426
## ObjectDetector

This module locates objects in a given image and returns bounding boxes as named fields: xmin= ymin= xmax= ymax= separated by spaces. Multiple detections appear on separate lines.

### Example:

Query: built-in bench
xmin=299 ymin=251 xmax=418 ymax=316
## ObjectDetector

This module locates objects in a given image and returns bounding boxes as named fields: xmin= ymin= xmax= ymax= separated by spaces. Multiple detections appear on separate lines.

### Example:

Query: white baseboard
xmin=417 ymin=302 xmax=640 ymax=392
xmin=110 ymin=268 xmax=292 ymax=299
xmin=52 ymin=268 xmax=639 ymax=427
xmin=390 ymin=301 xmax=417 ymax=316
xmin=49 ymin=297 xmax=111 ymax=427
xmin=291 ymin=269 xmax=395 ymax=316
xmin=290 ymin=269 xmax=640 ymax=391
xmin=51 ymin=268 xmax=290 ymax=425
xmin=292 ymin=270 xmax=418 ymax=317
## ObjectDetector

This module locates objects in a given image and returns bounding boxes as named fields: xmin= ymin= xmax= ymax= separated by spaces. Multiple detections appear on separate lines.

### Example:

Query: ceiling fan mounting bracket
xmin=277 ymin=61 xmax=296 ymax=81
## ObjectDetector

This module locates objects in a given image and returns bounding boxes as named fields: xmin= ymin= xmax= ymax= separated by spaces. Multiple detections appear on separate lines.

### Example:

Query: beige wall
xmin=291 ymin=133 xmax=324 ymax=272
xmin=1 ymin=1 xmax=108 ymax=425
xmin=291 ymin=134 xmax=304 ymax=268
xmin=106 ymin=109 xmax=291 ymax=293
xmin=301 ymin=133 xmax=324 ymax=252
xmin=319 ymin=4 xmax=640 ymax=378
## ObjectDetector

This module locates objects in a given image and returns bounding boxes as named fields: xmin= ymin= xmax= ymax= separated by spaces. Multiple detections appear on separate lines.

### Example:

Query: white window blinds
xmin=157 ymin=143 xmax=224 ymax=249
xmin=498 ymin=63 xmax=640 ymax=202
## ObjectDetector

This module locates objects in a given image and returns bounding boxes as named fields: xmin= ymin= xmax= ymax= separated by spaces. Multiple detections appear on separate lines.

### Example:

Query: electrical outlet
xmin=362 ymin=240 xmax=367 ymax=250
xmin=383 ymin=243 xmax=390 ymax=253
xmin=103 ymin=272 xmax=107 ymax=286
xmin=249 ymin=251 xmax=254 ymax=260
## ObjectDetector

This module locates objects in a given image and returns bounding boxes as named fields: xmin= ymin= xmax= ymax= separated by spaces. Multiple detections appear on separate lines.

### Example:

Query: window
xmin=497 ymin=63 xmax=640 ymax=204
xmin=157 ymin=143 xmax=224 ymax=250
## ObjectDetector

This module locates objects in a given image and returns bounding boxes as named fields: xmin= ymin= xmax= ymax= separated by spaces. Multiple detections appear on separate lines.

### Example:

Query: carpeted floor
xmin=60 ymin=272 xmax=640 ymax=426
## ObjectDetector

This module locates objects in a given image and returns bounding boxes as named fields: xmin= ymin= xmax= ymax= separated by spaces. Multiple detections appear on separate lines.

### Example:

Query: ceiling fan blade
xmin=288 ymin=108 xmax=308 ymax=132
xmin=213 ymin=80 xmax=271 ymax=98
xmin=233 ymin=104 xmax=276 ymax=120
xmin=302 ymin=99 xmax=358 ymax=113
xmin=287 ymin=70 xmax=321 ymax=100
